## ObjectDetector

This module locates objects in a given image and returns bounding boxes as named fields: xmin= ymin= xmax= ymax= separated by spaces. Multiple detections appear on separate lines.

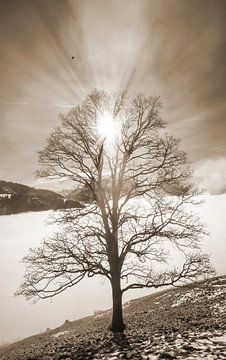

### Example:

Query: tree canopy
xmin=17 ymin=90 xmax=213 ymax=332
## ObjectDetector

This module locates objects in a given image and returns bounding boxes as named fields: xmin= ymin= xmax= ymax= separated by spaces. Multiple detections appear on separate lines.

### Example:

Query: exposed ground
xmin=1 ymin=276 xmax=226 ymax=360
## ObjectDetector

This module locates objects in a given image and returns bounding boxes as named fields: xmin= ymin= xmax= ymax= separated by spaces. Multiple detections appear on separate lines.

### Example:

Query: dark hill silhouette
xmin=0 ymin=180 xmax=83 ymax=215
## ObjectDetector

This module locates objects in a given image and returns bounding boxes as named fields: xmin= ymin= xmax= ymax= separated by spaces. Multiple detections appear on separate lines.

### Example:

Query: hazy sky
xmin=0 ymin=0 xmax=226 ymax=189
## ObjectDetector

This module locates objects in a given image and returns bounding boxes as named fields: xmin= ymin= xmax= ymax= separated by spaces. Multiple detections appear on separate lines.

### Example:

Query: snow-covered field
xmin=0 ymin=194 xmax=225 ymax=343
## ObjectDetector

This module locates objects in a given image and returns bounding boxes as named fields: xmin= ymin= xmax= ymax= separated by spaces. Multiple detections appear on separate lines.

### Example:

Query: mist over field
xmin=0 ymin=194 xmax=225 ymax=344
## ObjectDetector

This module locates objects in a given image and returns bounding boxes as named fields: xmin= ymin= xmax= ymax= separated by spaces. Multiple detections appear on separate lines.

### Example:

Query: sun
xmin=97 ymin=110 xmax=120 ymax=144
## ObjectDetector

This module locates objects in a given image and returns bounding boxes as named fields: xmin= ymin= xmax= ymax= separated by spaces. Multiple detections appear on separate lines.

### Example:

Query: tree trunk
xmin=111 ymin=275 xmax=125 ymax=333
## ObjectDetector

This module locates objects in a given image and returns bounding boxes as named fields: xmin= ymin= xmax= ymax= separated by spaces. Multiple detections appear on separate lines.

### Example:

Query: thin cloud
xmin=195 ymin=158 xmax=226 ymax=195
xmin=0 ymin=102 xmax=75 ymax=107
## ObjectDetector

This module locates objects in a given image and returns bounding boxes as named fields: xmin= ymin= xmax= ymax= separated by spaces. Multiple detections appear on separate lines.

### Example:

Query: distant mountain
xmin=0 ymin=180 xmax=83 ymax=215
xmin=66 ymin=179 xmax=192 ymax=203
xmin=67 ymin=186 xmax=94 ymax=203
xmin=57 ymin=189 xmax=72 ymax=197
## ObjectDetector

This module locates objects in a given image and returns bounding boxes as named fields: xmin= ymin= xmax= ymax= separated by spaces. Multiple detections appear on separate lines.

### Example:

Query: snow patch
xmin=171 ymin=285 xmax=226 ymax=307
xmin=171 ymin=290 xmax=197 ymax=307
xmin=212 ymin=334 xmax=226 ymax=344
xmin=52 ymin=330 xmax=69 ymax=338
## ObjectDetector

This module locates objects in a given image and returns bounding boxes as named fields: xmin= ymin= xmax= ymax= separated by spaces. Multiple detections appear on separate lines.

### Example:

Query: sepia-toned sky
xmin=0 ymin=0 xmax=226 ymax=191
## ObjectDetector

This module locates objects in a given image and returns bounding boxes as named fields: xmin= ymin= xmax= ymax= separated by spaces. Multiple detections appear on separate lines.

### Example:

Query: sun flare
xmin=97 ymin=111 xmax=120 ymax=144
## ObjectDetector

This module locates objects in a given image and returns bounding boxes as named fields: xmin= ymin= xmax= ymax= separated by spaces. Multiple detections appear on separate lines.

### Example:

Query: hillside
xmin=1 ymin=276 xmax=225 ymax=359
xmin=0 ymin=180 xmax=83 ymax=215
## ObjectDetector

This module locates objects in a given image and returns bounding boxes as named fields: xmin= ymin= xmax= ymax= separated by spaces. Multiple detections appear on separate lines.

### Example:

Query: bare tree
xmin=16 ymin=90 xmax=213 ymax=333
